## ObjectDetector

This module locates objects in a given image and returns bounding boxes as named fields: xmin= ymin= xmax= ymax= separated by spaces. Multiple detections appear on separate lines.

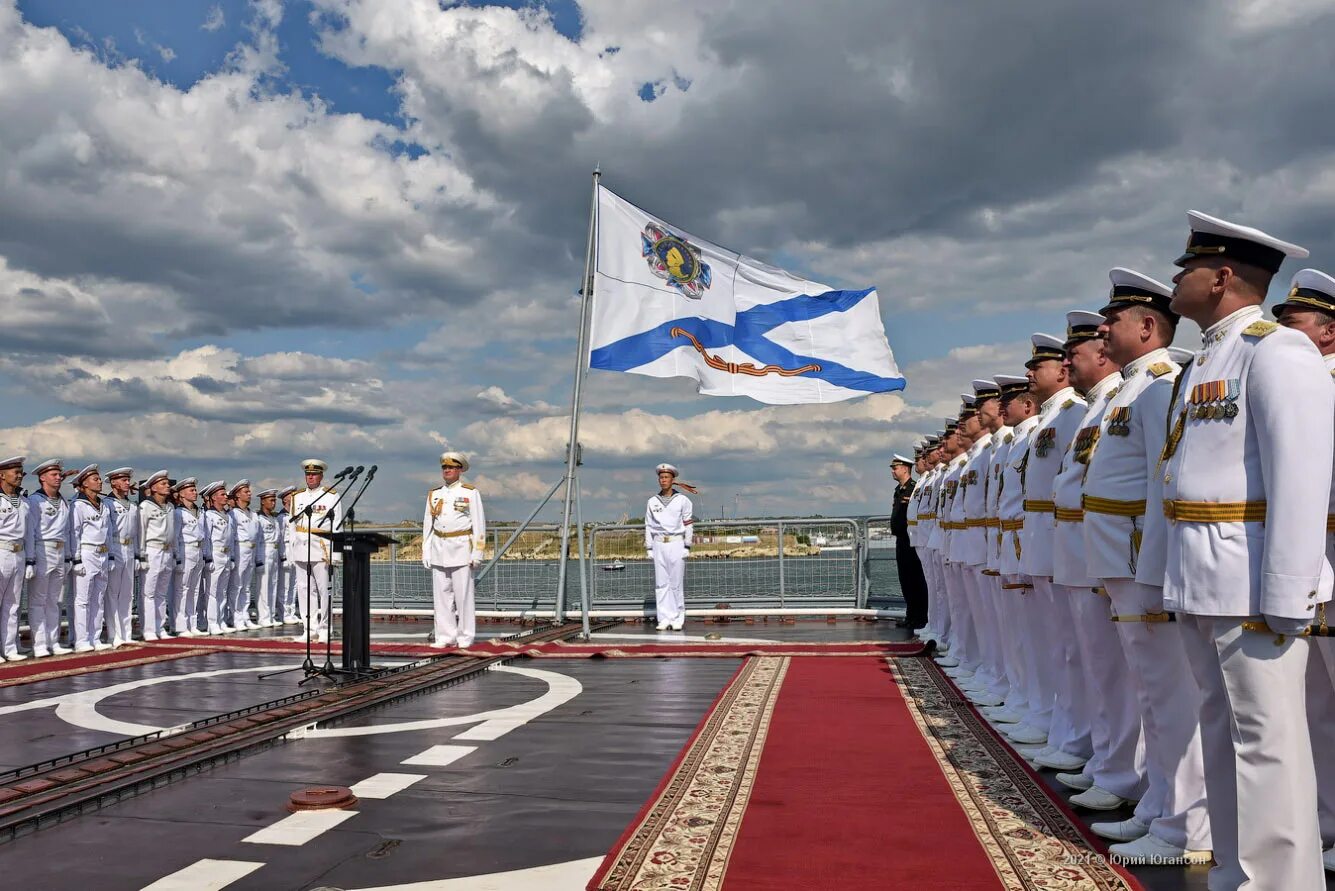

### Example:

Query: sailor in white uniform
xmin=645 ymin=463 xmax=694 ymax=631
xmin=104 ymin=468 xmax=139 ymax=648
xmin=227 ymin=480 xmax=262 ymax=631
xmin=422 ymin=452 xmax=485 ymax=648
xmin=291 ymin=460 xmax=343 ymax=642
xmin=978 ymin=385 xmax=1025 ymax=724
xmin=255 ymin=489 xmax=283 ymax=627
xmin=277 ymin=485 xmax=300 ymax=624
xmin=1271 ymin=267 xmax=1335 ymax=875
xmin=0 ymin=456 xmax=35 ymax=661
xmin=26 ymin=459 xmax=73 ymax=657
xmin=172 ymin=478 xmax=205 ymax=637
xmin=201 ymin=481 xmax=235 ymax=636
xmin=1150 ymin=211 xmax=1327 ymax=888
xmin=69 ymin=465 xmax=119 ymax=652
xmin=137 ymin=470 xmax=176 ymax=640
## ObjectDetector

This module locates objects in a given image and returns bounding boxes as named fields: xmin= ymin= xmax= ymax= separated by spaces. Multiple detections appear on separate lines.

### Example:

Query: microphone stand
xmin=312 ymin=466 xmax=363 ymax=677
xmin=320 ymin=465 xmax=379 ymax=681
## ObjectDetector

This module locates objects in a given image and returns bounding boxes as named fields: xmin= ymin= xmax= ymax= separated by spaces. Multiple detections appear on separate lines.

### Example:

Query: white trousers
xmin=997 ymin=581 xmax=1033 ymax=716
xmin=1309 ymin=637 xmax=1335 ymax=848
xmin=72 ymin=556 xmax=110 ymax=649
xmin=916 ymin=547 xmax=937 ymax=632
xmin=0 ymin=549 xmax=23 ymax=657
xmin=256 ymin=557 xmax=280 ymax=625
xmin=280 ymin=563 xmax=300 ymax=621
xmin=140 ymin=551 xmax=174 ymax=638
xmin=949 ymin=562 xmax=982 ymax=671
xmin=104 ymin=558 xmax=133 ymax=643
xmin=1179 ymin=613 xmax=1321 ymax=889
xmin=295 ymin=561 xmax=330 ymax=635
xmin=1045 ymin=583 xmax=1093 ymax=760
xmin=928 ymin=551 xmax=952 ymax=645
xmin=651 ymin=539 xmax=686 ymax=625
xmin=431 ymin=563 xmax=475 ymax=646
xmin=1022 ymin=577 xmax=1060 ymax=733
xmin=172 ymin=555 xmax=204 ymax=634
xmin=970 ymin=569 xmax=1008 ymax=696
xmin=1104 ymin=579 xmax=1210 ymax=851
xmin=1069 ymin=586 xmax=1147 ymax=801
xmin=205 ymin=561 xmax=233 ymax=633
xmin=28 ymin=543 xmax=67 ymax=654
xmin=228 ymin=547 xmax=257 ymax=627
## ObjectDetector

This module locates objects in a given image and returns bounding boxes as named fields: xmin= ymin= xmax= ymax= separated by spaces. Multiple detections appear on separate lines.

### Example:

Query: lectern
xmin=329 ymin=530 xmax=394 ymax=674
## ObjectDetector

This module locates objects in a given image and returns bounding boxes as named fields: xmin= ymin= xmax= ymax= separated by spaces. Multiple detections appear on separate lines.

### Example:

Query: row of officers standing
xmin=898 ymin=211 xmax=1334 ymax=890
xmin=0 ymin=457 xmax=346 ymax=659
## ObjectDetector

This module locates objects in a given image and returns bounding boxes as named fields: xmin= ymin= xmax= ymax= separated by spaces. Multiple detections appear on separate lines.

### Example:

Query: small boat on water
xmin=602 ymin=559 xmax=626 ymax=572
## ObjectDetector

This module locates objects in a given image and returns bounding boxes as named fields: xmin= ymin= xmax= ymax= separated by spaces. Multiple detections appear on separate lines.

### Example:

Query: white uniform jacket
xmin=0 ymin=490 xmax=35 ymax=557
xmin=423 ymin=482 xmax=486 ymax=567
xmin=109 ymin=497 xmax=138 ymax=563
xmin=931 ymin=455 xmax=966 ymax=556
xmin=1019 ymin=387 xmax=1084 ymax=578
xmin=998 ymin=416 xmax=1041 ymax=577
xmin=257 ymin=512 xmax=281 ymax=562
xmin=70 ymin=494 xmax=119 ymax=571
xmin=230 ymin=507 xmax=262 ymax=565
xmin=1051 ymin=373 xmax=1120 ymax=589
xmin=27 ymin=492 xmax=71 ymax=556
xmin=952 ymin=433 xmax=993 ymax=567
xmin=1083 ymin=348 xmax=1180 ymax=582
xmin=644 ymin=491 xmax=693 ymax=549
xmin=139 ymin=498 xmax=177 ymax=561
xmin=175 ymin=506 xmax=205 ymax=563
xmin=984 ymin=427 xmax=1013 ymax=572
xmin=203 ymin=508 xmax=236 ymax=565
xmin=290 ymin=487 xmax=343 ymax=564
xmin=912 ymin=467 xmax=939 ymax=551
xmin=1157 ymin=307 xmax=1333 ymax=619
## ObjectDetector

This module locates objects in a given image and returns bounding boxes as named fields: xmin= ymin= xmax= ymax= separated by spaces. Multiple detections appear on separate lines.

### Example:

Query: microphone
xmin=332 ymin=466 xmax=354 ymax=480
xmin=364 ymin=464 xmax=378 ymax=482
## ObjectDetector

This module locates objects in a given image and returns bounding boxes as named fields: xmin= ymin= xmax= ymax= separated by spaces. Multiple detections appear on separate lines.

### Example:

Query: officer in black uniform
xmin=890 ymin=453 xmax=928 ymax=631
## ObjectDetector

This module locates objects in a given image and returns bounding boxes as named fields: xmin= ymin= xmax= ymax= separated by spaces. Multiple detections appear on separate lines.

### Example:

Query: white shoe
xmin=51 ymin=645 xmax=73 ymax=655
xmin=1091 ymin=816 xmax=1149 ymax=842
xmin=208 ymin=627 xmax=224 ymax=636
xmin=935 ymin=656 xmax=960 ymax=668
xmin=1055 ymin=771 xmax=1094 ymax=792
xmin=245 ymin=621 xmax=261 ymax=630
xmin=32 ymin=649 xmax=51 ymax=658
xmin=1003 ymin=724 xmax=1048 ymax=745
xmin=112 ymin=638 xmax=126 ymax=648
xmin=73 ymin=644 xmax=94 ymax=654
xmin=284 ymin=618 xmax=302 ymax=625
xmin=655 ymin=622 xmax=669 ymax=631
xmin=220 ymin=625 xmax=236 ymax=634
xmin=142 ymin=633 xmax=158 ymax=642
xmin=429 ymin=641 xmax=455 ymax=649
xmin=1323 ymin=845 xmax=1334 ymax=873
xmin=1108 ymin=833 xmax=1211 ymax=865
xmin=1012 ymin=744 xmax=1049 ymax=759
xmin=159 ymin=631 xmax=175 ymax=638
xmin=315 ymin=632 xmax=328 ymax=644
xmin=3 ymin=652 xmax=27 ymax=662
xmin=1035 ymin=749 xmax=1088 ymax=771
xmin=967 ymin=691 xmax=1004 ymax=707
xmin=1069 ymin=785 xmax=1132 ymax=811
xmin=94 ymin=642 xmax=111 ymax=651
xmin=984 ymin=708 xmax=1023 ymax=724
xmin=670 ymin=621 xmax=684 ymax=631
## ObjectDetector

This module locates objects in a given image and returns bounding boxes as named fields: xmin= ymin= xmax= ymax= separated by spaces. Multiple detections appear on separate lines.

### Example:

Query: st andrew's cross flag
xmin=588 ymin=186 xmax=904 ymax=405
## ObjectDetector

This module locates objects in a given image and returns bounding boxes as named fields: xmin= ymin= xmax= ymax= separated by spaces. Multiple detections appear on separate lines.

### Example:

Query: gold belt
xmin=1023 ymin=499 xmax=1055 ymax=513
xmin=1083 ymin=495 xmax=1147 ymax=517
xmin=2 ymin=541 xmax=20 ymax=553
xmin=656 ymin=534 xmax=682 ymax=543
xmin=1092 ymin=586 xmax=1111 ymax=597
xmin=1111 ymin=612 xmax=1175 ymax=623
xmin=433 ymin=528 xmax=473 ymax=539
xmin=83 ymin=544 xmax=108 ymax=553
xmin=42 ymin=540 xmax=63 ymax=550
xmin=999 ymin=519 xmax=1024 ymax=532
xmin=1054 ymin=507 xmax=1085 ymax=522
xmin=983 ymin=518 xmax=1001 ymax=528
xmin=147 ymin=541 xmax=171 ymax=550
xmin=120 ymin=537 xmax=133 ymax=545
xmin=1163 ymin=500 xmax=1266 ymax=523
xmin=981 ymin=569 xmax=1000 ymax=576
xmin=919 ymin=513 xmax=937 ymax=520
xmin=1001 ymin=582 xmax=1032 ymax=591
xmin=964 ymin=518 xmax=988 ymax=528
xmin=907 ymin=520 xmax=918 ymax=526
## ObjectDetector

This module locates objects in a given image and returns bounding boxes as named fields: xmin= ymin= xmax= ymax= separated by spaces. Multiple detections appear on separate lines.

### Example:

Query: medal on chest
xmin=1188 ymin=379 xmax=1240 ymax=420
xmin=1034 ymin=427 xmax=1057 ymax=458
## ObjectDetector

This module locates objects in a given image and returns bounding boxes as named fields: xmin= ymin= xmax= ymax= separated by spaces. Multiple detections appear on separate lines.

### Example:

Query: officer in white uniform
xmin=0 ymin=457 xmax=35 ymax=661
xmin=1150 ymin=211 xmax=1326 ymax=888
xmin=978 ymin=385 xmax=1023 ymax=724
xmin=172 ymin=478 xmax=205 ymax=637
xmin=136 ymin=470 xmax=176 ymax=640
xmin=104 ymin=468 xmax=140 ymax=648
xmin=26 ymin=459 xmax=73 ymax=657
xmin=935 ymin=422 xmax=972 ymax=673
xmin=200 ymin=481 xmax=235 ymax=636
xmin=277 ymin=485 xmax=300 ymax=624
xmin=954 ymin=394 xmax=1004 ymax=704
xmin=255 ymin=489 xmax=282 ymax=627
xmin=69 ymin=465 xmax=120 ymax=652
xmin=944 ymin=400 xmax=985 ymax=681
xmin=227 ymin=480 xmax=262 ymax=631
xmin=422 ymin=452 xmax=485 ymax=648
xmin=967 ymin=381 xmax=1011 ymax=706
xmin=913 ymin=438 xmax=944 ymax=643
xmin=291 ymin=460 xmax=343 ymax=642
xmin=1271 ymin=267 xmax=1335 ymax=875
xmin=644 ymin=463 xmax=694 ymax=631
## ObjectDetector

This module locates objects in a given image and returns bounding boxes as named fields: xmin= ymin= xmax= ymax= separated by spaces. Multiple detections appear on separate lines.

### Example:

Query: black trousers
xmin=896 ymin=537 xmax=928 ymax=629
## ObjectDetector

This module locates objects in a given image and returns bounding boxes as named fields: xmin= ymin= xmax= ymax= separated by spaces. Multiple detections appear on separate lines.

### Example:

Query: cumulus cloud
xmin=201 ymin=5 xmax=225 ymax=32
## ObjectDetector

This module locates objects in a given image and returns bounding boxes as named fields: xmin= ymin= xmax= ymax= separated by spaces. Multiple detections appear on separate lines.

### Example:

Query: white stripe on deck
xmin=587 ymin=632 xmax=781 ymax=644
xmin=242 ymin=809 xmax=358 ymax=846
xmin=141 ymin=858 xmax=264 ymax=890
xmin=349 ymin=772 xmax=428 ymax=799
xmin=401 ymin=744 xmax=476 ymax=767
xmin=346 ymin=855 xmax=604 ymax=890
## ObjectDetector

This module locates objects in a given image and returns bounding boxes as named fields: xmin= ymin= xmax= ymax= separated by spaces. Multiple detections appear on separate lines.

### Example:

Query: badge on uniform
xmin=453 ymin=497 xmax=470 ymax=515
xmin=1188 ymin=379 xmax=1239 ymax=420
xmin=1034 ymin=427 xmax=1057 ymax=458
xmin=1106 ymin=406 xmax=1132 ymax=436
xmin=1073 ymin=425 xmax=1100 ymax=463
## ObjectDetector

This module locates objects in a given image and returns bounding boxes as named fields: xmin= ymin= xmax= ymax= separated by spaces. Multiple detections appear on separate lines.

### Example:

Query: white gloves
xmin=283 ymin=558 xmax=293 ymax=568
xmin=72 ymin=563 xmax=86 ymax=577
xmin=228 ymin=559 xmax=236 ymax=569
xmin=422 ymin=558 xmax=431 ymax=570
xmin=136 ymin=559 xmax=148 ymax=573
xmin=645 ymin=550 xmax=653 ymax=560
xmin=1263 ymin=614 xmax=1310 ymax=636
xmin=331 ymin=552 xmax=342 ymax=566
xmin=24 ymin=565 xmax=35 ymax=581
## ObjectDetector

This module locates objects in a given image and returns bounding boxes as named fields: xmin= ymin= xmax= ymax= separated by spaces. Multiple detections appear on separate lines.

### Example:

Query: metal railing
xmin=861 ymin=515 xmax=904 ymax=608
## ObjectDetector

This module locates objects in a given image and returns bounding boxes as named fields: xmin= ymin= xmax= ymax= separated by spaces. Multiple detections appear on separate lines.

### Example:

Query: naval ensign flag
xmin=588 ymin=186 xmax=905 ymax=405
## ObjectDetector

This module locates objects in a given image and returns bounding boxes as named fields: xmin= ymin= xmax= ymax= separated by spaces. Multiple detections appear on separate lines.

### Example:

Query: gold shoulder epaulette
xmin=1062 ymin=398 xmax=1078 ymax=409
xmin=1242 ymin=320 xmax=1278 ymax=338
xmin=1147 ymin=362 xmax=1174 ymax=378
xmin=324 ymin=486 xmax=334 ymax=493
xmin=1004 ymin=434 xmax=1013 ymax=444
xmin=461 ymin=483 xmax=477 ymax=490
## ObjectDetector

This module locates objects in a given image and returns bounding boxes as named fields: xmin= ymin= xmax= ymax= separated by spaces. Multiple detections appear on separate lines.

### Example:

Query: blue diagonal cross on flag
xmin=588 ymin=186 xmax=905 ymax=405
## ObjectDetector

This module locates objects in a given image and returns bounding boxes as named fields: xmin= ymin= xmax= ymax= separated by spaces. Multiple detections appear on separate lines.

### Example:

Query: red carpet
xmin=590 ymin=655 xmax=1142 ymax=890
xmin=0 ymin=646 xmax=207 ymax=688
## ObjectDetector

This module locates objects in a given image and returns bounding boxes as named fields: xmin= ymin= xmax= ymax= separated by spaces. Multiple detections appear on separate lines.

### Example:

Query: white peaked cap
xmin=1109 ymin=267 xmax=1172 ymax=297
xmin=1167 ymin=347 xmax=1195 ymax=365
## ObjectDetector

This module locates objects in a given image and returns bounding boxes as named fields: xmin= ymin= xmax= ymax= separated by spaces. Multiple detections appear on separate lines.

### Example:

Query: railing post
xmin=492 ymin=528 xmax=500 ymax=609
xmin=389 ymin=536 xmax=398 ymax=609
xmin=777 ymin=520 xmax=785 ymax=607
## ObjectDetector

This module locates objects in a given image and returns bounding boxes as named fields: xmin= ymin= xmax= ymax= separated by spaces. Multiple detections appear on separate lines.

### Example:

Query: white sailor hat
xmin=440 ymin=451 xmax=469 ymax=471
xmin=1174 ymin=210 xmax=1308 ymax=274
xmin=1102 ymin=268 xmax=1177 ymax=320
xmin=971 ymin=379 xmax=1000 ymax=400
xmin=0 ymin=455 xmax=24 ymax=471
xmin=199 ymin=480 xmax=225 ymax=498
xmin=256 ymin=487 xmax=278 ymax=499
xmin=300 ymin=458 xmax=327 ymax=474
xmin=994 ymin=373 xmax=1030 ymax=398
xmin=1025 ymin=333 xmax=1066 ymax=368
xmin=172 ymin=476 xmax=198 ymax=492
xmin=655 ymin=462 xmax=678 ymax=476
xmin=106 ymin=466 xmax=134 ymax=480
xmin=1064 ymin=311 xmax=1105 ymax=347
xmin=1167 ymin=347 xmax=1195 ymax=366
xmin=278 ymin=485 xmax=298 ymax=498
xmin=228 ymin=479 xmax=251 ymax=496
xmin=960 ymin=393 xmax=977 ymax=406
xmin=144 ymin=469 xmax=169 ymax=487
xmin=889 ymin=454 xmax=914 ymax=467
xmin=31 ymin=458 xmax=63 ymax=476
xmin=1274 ymin=268 xmax=1335 ymax=317
xmin=73 ymin=464 xmax=100 ymax=485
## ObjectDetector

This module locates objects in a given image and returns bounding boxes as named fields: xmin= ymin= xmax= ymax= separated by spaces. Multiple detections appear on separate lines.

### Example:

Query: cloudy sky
xmin=3 ymin=0 xmax=1334 ymax=523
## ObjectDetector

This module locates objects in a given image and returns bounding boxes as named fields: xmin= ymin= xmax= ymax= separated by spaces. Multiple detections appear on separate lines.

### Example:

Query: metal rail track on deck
xmin=0 ymin=621 xmax=614 ymax=842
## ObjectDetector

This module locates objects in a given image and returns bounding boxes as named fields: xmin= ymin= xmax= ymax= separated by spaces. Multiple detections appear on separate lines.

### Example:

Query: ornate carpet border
xmin=889 ymin=657 xmax=1143 ymax=891
xmin=0 ymin=647 xmax=210 ymax=688
xmin=589 ymin=656 xmax=788 ymax=891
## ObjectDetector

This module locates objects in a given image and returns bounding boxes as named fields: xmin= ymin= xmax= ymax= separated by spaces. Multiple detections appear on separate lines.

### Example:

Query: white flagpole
xmin=555 ymin=167 xmax=600 ymax=626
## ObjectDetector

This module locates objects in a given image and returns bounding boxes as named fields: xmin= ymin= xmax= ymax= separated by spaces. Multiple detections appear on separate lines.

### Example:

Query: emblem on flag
xmin=641 ymin=223 xmax=711 ymax=299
